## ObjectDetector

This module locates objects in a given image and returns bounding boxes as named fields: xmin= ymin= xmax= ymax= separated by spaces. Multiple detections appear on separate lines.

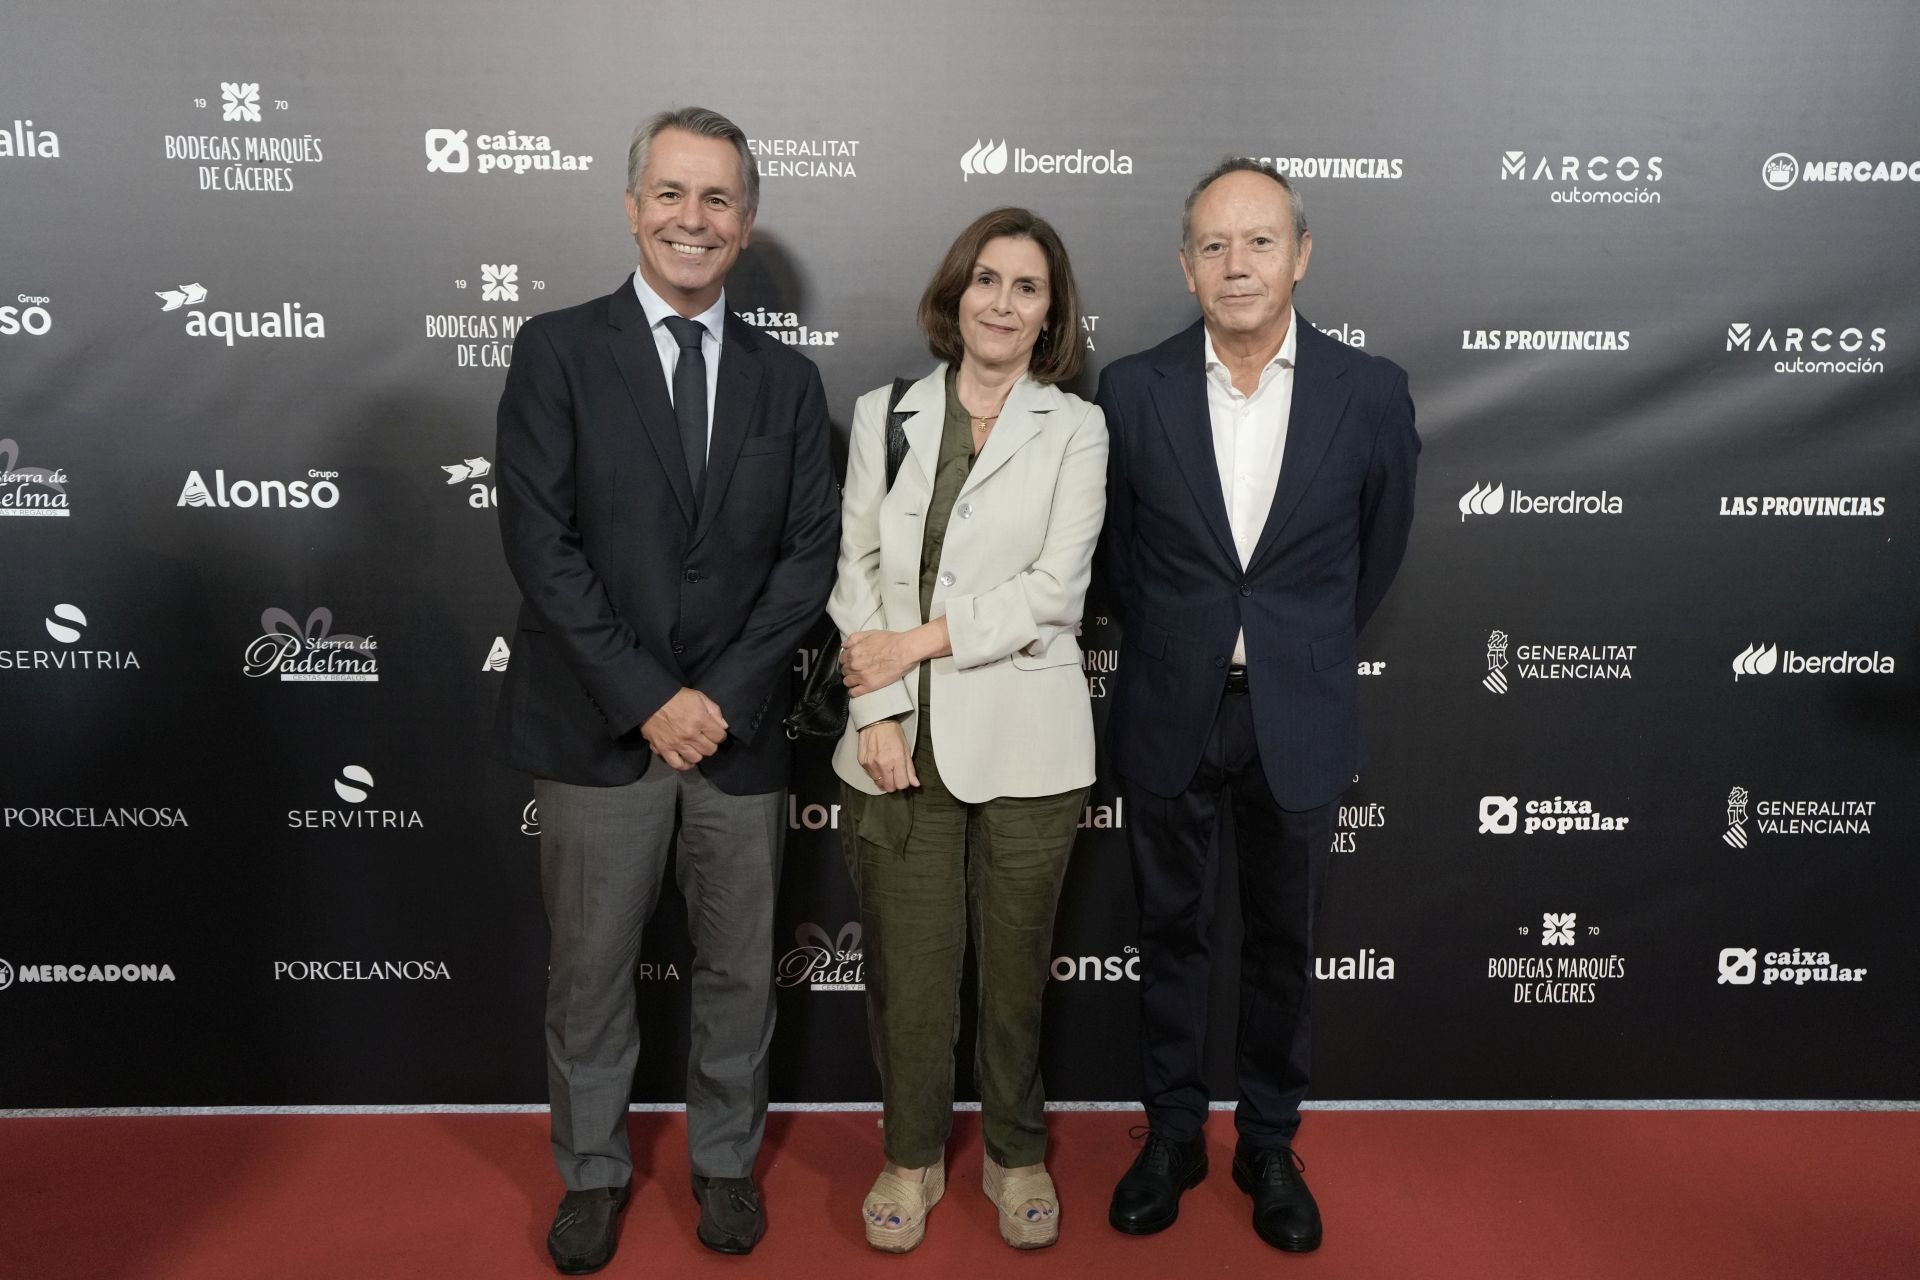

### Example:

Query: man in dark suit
xmin=1098 ymin=158 xmax=1418 ymax=1254
xmin=494 ymin=105 xmax=838 ymax=1273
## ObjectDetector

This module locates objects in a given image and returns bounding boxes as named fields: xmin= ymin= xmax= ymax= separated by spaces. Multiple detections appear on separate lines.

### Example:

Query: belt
xmin=1224 ymin=664 xmax=1249 ymax=692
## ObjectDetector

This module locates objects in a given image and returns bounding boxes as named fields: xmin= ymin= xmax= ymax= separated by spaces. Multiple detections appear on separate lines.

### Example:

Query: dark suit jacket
xmin=493 ymin=275 xmax=840 ymax=792
xmin=1096 ymin=317 xmax=1419 ymax=810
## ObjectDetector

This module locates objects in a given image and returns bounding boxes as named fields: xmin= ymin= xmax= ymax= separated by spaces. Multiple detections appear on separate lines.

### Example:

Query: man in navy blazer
xmin=1098 ymin=158 xmax=1418 ymax=1253
xmin=494 ymin=107 xmax=838 ymax=1272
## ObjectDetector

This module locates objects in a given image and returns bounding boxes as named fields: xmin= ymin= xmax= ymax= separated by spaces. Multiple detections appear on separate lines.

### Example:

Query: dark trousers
xmin=842 ymin=721 xmax=1086 ymax=1169
xmin=1123 ymin=681 xmax=1336 ymax=1148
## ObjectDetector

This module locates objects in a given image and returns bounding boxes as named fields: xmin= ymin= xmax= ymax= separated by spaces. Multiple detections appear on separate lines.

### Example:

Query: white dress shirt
xmin=631 ymin=271 xmax=724 ymax=448
xmin=1204 ymin=308 xmax=1298 ymax=665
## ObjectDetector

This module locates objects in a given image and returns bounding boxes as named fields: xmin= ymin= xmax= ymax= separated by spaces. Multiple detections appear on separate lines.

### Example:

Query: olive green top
xmin=916 ymin=368 xmax=977 ymax=705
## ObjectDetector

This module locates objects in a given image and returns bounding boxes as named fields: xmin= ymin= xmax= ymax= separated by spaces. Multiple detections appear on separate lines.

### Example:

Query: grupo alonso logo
xmin=776 ymin=921 xmax=864 ymax=991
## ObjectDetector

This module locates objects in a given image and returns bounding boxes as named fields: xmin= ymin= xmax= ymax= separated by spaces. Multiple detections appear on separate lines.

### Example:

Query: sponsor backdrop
xmin=2 ymin=0 xmax=1916 ymax=1110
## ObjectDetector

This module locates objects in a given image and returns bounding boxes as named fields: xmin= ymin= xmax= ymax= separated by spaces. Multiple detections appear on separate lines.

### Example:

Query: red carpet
xmin=2 ymin=1109 xmax=1915 ymax=1280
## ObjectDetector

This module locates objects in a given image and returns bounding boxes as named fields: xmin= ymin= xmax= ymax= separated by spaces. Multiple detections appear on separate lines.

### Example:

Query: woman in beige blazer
xmin=828 ymin=207 xmax=1107 ymax=1253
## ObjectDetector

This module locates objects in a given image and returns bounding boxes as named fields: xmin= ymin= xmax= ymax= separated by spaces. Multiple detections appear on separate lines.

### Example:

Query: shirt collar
xmin=632 ymin=270 xmax=727 ymax=343
xmin=1203 ymin=306 xmax=1298 ymax=375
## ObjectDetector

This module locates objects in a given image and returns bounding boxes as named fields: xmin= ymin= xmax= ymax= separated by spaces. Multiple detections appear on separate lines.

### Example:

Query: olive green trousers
xmin=842 ymin=718 xmax=1086 ymax=1168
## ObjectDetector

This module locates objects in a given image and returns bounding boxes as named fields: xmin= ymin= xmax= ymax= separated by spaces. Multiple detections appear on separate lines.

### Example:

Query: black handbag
xmin=785 ymin=377 xmax=915 ymax=739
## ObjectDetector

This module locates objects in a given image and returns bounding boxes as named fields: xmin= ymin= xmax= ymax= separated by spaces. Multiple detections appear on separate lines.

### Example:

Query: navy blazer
xmin=1095 ymin=317 xmax=1418 ymax=809
xmin=492 ymin=276 xmax=840 ymax=792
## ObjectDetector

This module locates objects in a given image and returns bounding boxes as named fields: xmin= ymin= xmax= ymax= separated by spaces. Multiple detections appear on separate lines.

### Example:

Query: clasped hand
xmin=841 ymin=629 xmax=918 ymax=697
xmin=640 ymin=687 xmax=728 ymax=771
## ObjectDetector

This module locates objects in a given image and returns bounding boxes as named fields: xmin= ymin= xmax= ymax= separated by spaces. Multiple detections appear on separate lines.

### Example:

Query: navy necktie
xmin=662 ymin=315 xmax=707 ymax=497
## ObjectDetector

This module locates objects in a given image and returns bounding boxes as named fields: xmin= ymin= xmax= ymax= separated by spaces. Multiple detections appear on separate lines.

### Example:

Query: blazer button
xmin=957 ymin=502 xmax=974 ymax=519
xmin=672 ymin=643 xmax=686 ymax=655
xmin=1240 ymin=585 xmax=1253 ymax=597
xmin=684 ymin=569 xmax=701 ymax=583
xmin=939 ymin=571 xmax=955 ymax=587
xmin=1213 ymin=656 xmax=1226 ymax=668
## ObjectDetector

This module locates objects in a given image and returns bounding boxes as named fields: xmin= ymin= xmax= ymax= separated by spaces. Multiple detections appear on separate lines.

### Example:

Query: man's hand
xmin=640 ymin=687 xmax=729 ymax=771
xmin=858 ymin=720 xmax=919 ymax=792
xmin=842 ymin=629 xmax=926 ymax=698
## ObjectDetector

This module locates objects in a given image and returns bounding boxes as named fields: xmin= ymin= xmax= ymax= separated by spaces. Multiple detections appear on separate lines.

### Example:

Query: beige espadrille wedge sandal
xmin=862 ymin=1162 xmax=946 ymax=1252
xmin=982 ymin=1155 xmax=1059 ymax=1248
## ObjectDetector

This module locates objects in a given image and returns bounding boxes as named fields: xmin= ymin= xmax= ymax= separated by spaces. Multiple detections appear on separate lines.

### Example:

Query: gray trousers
xmin=536 ymin=766 xmax=784 ymax=1189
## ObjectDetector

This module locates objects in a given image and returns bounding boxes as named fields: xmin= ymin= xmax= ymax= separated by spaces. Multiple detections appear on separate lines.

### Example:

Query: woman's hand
xmin=842 ymin=629 xmax=922 ymax=697
xmin=857 ymin=720 xmax=920 ymax=792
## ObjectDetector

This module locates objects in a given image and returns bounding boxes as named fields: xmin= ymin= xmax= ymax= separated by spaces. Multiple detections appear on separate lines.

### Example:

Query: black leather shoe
xmin=546 ymin=1183 xmax=631 ymax=1275
xmin=1109 ymin=1129 xmax=1208 ymax=1235
xmin=692 ymin=1173 xmax=766 ymax=1254
xmin=1232 ymin=1145 xmax=1322 ymax=1252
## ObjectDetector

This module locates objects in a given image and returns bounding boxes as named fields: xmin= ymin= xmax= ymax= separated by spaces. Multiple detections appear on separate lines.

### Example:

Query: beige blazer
xmin=828 ymin=365 xmax=1108 ymax=803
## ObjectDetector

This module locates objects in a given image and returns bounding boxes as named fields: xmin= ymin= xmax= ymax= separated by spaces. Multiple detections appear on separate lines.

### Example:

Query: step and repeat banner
xmin=3 ymin=1 xmax=1916 ymax=1108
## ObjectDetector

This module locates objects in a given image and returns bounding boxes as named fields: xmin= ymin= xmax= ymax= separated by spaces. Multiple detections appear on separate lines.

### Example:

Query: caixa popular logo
xmin=423 ymin=128 xmax=593 ymax=175
xmin=1731 ymin=642 xmax=1895 ymax=681
xmin=287 ymin=764 xmax=423 ymax=829
xmin=180 ymin=469 xmax=340 ymax=510
xmin=1477 ymin=795 xmax=1630 ymax=836
xmin=776 ymin=921 xmax=864 ymax=991
xmin=1717 ymin=947 xmax=1866 ymax=987
xmin=0 ymin=603 xmax=140 ymax=672
xmin=243 ymin=607 xmax=378 ymax=682
xmin=155 ymin=282 xmax=325 ymax=345
xmin=0 ymin=437 xmax=69 ymax=517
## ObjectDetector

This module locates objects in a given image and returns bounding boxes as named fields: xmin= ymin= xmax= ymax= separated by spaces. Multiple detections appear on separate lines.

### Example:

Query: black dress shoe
xmin=1232 ymin=1145 xmax=1322 ymax=1252
xmin=1109 ymin=1130 xmax=1209 ymax=1235
xmin=547 ymin=1183 xmax=631 ymax=1275
xmin=691 ymin=1173 xmax=766 ymax=1254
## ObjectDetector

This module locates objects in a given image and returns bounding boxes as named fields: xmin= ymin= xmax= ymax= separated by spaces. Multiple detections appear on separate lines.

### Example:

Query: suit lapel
xmin=1150 ymin=323 xmax=1239 ymax=566
xmin=1247 ymin=320 xmax=1349 ymax=570
xmin=692 ymin=311 xmax=764 ymax=544
xmin=896 ymin=366 xmax=946 ymax=490
xmin=604 ymin=278 xmax=696 ymax=525
xmin=958 ymin=376 xmax=1053 ymax=498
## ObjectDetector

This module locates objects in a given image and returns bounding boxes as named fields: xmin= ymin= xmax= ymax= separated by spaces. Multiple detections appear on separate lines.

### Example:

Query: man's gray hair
xmin=626 ymin=106 xmax=759 ymax=215
xmin=1181 ymin=157 xmax=1307 ymax=249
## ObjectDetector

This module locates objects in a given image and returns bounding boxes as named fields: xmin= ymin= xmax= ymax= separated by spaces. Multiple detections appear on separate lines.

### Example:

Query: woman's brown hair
xmin=917 ymin=206 xmax=1084 ymax=384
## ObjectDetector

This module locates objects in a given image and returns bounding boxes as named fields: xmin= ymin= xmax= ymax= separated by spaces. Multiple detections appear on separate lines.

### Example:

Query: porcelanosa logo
xmin=2 ymin=119 xmax=62 ymax=159
xmin=1763 ymin=151 xmax=1920 ymax=191
xmin=1478 ymin=795 xmax=1630 ymax=837
xmin=1724 ymin=322 xmax=1888 ymax=375
xmin=0 ymin=959 xmax=176 ymax=988
xmin=423 ymin=127 xmax=593 ymax=176
xmin=1492 ymin=912 xmax=1624 ymax=1004
xmin=1717 ymin=946 xmax=1866 ymax=987
xmin=179 ymin=468 xmax=340 ymax=510
xmin=738 ymin=307 xmax=839 ymax=347
xmin=1723 ymin=786 xmax=1873 ymax=847
xmin=1482 ymin=629 xmax=1634 ymax=692
xmin=777 ymin=921 xmax=864 ymax=991
xmin=155 ymin=283 xmax=326 ymax=345
xmin=0 ymin=437 xmax=69 ymax=518
xmin=243 ymin=607 xmax=378 ymax=682
xmin=750 ymin=136 xmax=860 ymax=179
xmin=273 ymin=959 xmax=451 ymax=981
xmin=1731 ymin=642 xmax=1895 ymax=681
xmin=287 ymin=765 xmax=423 ymax=829
xmin=1457 ymin=482 xmax=1622 ymax=521
xmin=0 ymin=604 xmax=139 ymax=673
xmin=1499 ymin=150 xmax=1663 ymax=204
xmin=959 ymin=137 xmax=1134 ymax=180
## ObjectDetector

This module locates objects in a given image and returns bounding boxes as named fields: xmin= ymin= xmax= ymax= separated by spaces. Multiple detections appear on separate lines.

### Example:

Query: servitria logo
xmin=286 ymin=764 xmax=424 ymax=829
